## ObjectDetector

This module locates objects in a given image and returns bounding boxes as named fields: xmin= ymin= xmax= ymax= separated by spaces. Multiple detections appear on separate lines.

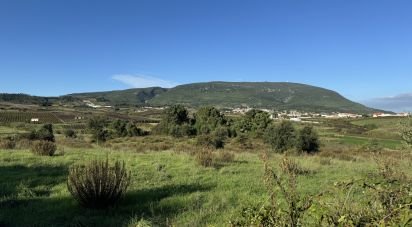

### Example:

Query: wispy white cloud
xmin=112 ymin=74 xmax=178 ymax=88
xmin=361 ymin=93 xmax=412 ymax=113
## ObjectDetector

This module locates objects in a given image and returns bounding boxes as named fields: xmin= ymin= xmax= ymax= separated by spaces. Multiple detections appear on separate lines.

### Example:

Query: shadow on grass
xmin=0 ymin=164 xmax=214 ymax=226
xmin=122 ymin=183 xmax=215 ymax=225
xmin=0 ymin=165 xmax=68 ymax=198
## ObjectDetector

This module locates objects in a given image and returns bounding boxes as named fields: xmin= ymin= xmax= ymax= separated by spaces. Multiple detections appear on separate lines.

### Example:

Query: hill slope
xmin=148 ymin=82 xmax=379 ymax=113
xmin=1 ymin=82 xmax=385 ymax=113
xmin=70 ymin=87 xmax=168 ymax=106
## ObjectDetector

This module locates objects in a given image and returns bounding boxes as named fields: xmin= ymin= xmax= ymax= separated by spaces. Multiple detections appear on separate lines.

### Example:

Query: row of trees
xmin=154 ymin=105 xmax=320 ymax=153
xmin=87 ymin=118 xmax=145 ymax=143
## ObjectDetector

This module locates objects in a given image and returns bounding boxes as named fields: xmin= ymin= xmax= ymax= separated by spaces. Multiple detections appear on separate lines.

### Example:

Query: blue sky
xmin=0 ymin=0 xmax=411 ymax=111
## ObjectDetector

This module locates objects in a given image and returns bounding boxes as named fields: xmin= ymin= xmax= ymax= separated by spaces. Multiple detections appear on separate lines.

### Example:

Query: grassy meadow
xmin=0 ymin=115 xmax=411 ymax=226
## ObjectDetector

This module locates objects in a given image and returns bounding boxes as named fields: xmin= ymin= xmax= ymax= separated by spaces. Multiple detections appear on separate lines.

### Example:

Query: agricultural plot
xmin=0 ymin=112 xmax=62 ymax=124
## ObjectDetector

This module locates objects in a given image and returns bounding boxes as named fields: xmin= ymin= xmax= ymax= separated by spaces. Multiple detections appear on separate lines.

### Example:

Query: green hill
xmin=70 ymin=87 xmax=168 ymax=106
xmin=1 ymin=82 xmax=385 ymax=113
xmin=148 ymin=82 xmax=380 ymax=113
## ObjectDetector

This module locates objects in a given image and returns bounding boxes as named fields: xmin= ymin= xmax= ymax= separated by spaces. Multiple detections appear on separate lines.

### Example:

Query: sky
xmin=0 ymin=0 xmax=411 ymax=112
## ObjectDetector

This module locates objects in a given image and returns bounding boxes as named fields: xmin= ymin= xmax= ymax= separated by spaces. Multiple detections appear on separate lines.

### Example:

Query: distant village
xmin=83 ymin=99 xmax=410 ymax=121
xmin=228 ymin=107 xmax=410 ymax=121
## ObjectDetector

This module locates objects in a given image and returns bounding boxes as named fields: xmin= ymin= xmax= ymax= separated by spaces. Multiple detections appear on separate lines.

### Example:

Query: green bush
xmin=153 ymin=105 xmax=194 ymax=137
xmin=236 ymin=109 xmax=272 ymax=135
xmin=194 ymin=106 xmax=227 ymax=135
xmin=265 ymin=121 xmax=296 ymax=153
xmin=296 ymin=126 xmax=320 ymax=153
xmin=64 ymin=129 xmax=77 ymax=138
xmin=36 ymin=124 xmax=55 ymax=142
xmin=31 ymin=140 xmax=57 ymax=156
xmin=67 ymin=158 xmax=131 ymax=209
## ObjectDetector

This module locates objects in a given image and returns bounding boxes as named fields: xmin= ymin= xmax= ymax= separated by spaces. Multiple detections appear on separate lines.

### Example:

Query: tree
xmin=296 ymin=126 xmax=320 ymax=153
xmin=164 ymin=105 xmax=190 ymax=125
xmin=64 ymin=129 xmax=77 ymax=138
xmin=110 ymin=119 xmax=128 ymax=137
xmin=36 ymin=124 xmax=55 ymax=142
xmin=194 ymin=106 xmax=227 ymax=135
xmin=126 ymin=122 xmax=143 ymax=137
xmin=87 ymin=117 xmax=109 ymax=143
xmin=265 ymin=121 xmax=296 ymax=153
xmin=154 ymin=105 xmax=193 ymax=137
xmin=237 ymin=109 xmax=272 ymax=135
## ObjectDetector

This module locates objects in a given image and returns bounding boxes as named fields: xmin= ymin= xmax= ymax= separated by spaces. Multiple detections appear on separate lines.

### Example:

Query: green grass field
xmin=0 ymin=116 xmax=411 ymax=226
xmin=1 ymin=145 xmax=410 ymax=226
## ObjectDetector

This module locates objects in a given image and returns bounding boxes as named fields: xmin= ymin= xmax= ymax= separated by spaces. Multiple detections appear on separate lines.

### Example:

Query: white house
xmin=30 ymin=118 xmax=39 ymax=123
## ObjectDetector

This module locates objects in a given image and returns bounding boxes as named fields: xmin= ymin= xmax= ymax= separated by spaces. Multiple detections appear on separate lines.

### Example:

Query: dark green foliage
xmin=265 ymin=121 xmax=296 ymax=153
xmin=64 ymin=129 xmax=77 ymax=138
xmin=296 ymin=126 xmax=320 ymax=153
xmin=236 ymin=109 xmax=272 ymax=135
xmin=154 ymin=105 xmax=194 ymax=137
xmin=169 ymin=123 xmax=196 ymax=138
xmin=67 ymin=158 xmax=131 ymax=209
xmin=194 ymin=106 xmax=227 ymax=134
xmin=125 ymin=122 xmax=144 ymax=137
xmin=35 ymin=124 xmax=55 ymax=142
xmin=164 ymin=105 xmax=190 ymax=125
xmin=87 ymin=117 xmax=109 ymax=143
xmin=87 ymin=117 xmax=108 ymax=132
xmin=111 ymin=119 xmax=128 ymax=137
xmin=22 ymin=124 xmax=56 ymax=142
xmin=31 ymin=140 xmax=57 ymax=156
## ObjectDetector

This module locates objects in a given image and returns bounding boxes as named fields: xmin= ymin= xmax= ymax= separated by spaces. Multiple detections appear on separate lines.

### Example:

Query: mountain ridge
xmin=0 ymin=82 xmax=388 ymax=114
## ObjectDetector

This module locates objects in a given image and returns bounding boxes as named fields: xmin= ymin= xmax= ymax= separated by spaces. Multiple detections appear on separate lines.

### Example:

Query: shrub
xmin=169 ymin=123 xmax=195 ymax=138
xmin=36 ymin=124 xmax=55 ymax=142
xmin=67 ymin=158 xmax=131 ymax=209
xmin=265 ymin=121 xmax=296 ymax=153
xmin=236 ymin=109 xmax=272 ymax=135
xmin=196 ymin=134 xmax=224 ymax=149
xmin=0 ymin=138 xmax=16 ymax=149
xmin=153 ymin=105 xmax=191 ymax=135
xmin=196 ymin=149 xmax=214 ymax=167
xmin=215 ymin=150 xmax=235 ymax=163
xmin=235 ymin=134 xmax=253 ymax=149
xmin=126 ymin=122 xmax=144 ymax=137
xmin=64 ymin=129 xmax=77 ymax=138
xmin=194 ymin=106 xmax=227 ymax=135
xmin=296 ymin=126 xmax=320 ymax=153
xmin=31 ymin=140 xmax=57 ymax=156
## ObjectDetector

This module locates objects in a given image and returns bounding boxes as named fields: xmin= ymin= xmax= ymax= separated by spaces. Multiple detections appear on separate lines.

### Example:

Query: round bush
xmin=31 ymin=140 xmax=57 ymax=156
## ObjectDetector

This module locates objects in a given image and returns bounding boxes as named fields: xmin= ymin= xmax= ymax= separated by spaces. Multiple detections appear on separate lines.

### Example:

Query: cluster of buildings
xmin=228 ymin=107 xmax=410 ymax=121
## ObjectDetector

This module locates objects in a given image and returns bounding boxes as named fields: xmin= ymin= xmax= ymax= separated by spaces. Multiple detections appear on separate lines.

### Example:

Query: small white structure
xmin=31 ymin=118 xmax=39 ymax=123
